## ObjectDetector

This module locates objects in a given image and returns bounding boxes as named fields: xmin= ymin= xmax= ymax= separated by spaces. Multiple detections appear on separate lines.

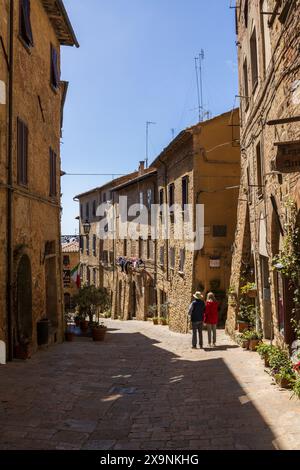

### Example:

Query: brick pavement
xmin=0 ymin=320 xmax=300 ymax=450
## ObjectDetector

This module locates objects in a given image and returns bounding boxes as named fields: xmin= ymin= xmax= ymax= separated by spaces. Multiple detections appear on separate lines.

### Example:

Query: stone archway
xmin=15 ymin=254 xmax=33 ymax=346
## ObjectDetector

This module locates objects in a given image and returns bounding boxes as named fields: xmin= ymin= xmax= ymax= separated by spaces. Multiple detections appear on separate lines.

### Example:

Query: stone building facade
xmin=111 ymin=163 xmax=157 ymax=321
xmin=75 ymin=172 xmax=137 ymax=303
xmin=62 ymin=237 xmax=80 ymax=312
xmin=152 ymin=110 xmax=240 ymax=333
xmin=0 ymin=0 xmax=78 ymax=360
xmin=226 ymin=0 xmax=300 ymax=347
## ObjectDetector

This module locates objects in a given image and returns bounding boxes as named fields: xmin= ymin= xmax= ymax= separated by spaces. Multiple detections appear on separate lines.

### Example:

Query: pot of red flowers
xmin=92 ymin=322 xmax=107 ymax=342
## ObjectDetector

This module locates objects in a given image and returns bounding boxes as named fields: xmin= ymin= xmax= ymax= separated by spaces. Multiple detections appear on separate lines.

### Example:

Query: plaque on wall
xmin=275 ymin=141 xmax=300 ymax=172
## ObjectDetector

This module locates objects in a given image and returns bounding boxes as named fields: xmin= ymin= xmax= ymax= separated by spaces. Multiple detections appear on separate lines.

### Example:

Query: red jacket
xmin=204 ymin=301 xmax=219 ymax=325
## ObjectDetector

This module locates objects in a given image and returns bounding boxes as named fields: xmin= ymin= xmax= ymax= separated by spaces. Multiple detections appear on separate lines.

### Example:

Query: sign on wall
xmin=275 ymin=141 xmax=300 ymax=172
xmin=209 ymin=257 xmax=221 ymax=268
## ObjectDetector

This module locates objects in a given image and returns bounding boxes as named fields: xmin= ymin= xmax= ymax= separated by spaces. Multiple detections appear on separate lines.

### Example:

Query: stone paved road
xmin=0 ymin=320 xmax=300 ymax=450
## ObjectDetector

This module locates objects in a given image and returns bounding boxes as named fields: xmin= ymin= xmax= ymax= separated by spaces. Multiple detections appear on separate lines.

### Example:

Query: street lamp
xmin=83 ymin=219 xmax=91 ymax=235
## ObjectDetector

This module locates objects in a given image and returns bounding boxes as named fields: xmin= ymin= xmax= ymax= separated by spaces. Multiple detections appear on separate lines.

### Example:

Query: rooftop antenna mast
xmin=146 ymin=121 xmax=156 ymax=168
xmin=199 ymin=49 xmax=204 ymax=122
xmin=194 ymin=56 xmax=201 ymax=122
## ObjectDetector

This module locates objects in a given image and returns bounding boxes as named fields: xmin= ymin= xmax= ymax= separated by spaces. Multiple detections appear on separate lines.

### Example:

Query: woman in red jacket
xmin=204 ymin=292 xmax=219 ymax=347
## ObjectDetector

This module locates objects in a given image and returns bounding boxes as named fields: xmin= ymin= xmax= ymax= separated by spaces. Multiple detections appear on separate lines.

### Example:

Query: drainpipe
xmin=6 ymin=0 xmax=14 ymax=361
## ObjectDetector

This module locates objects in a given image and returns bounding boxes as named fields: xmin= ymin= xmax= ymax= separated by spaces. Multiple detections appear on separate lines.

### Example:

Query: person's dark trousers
xmin=192 ymin=321 xmax=203 ymax=348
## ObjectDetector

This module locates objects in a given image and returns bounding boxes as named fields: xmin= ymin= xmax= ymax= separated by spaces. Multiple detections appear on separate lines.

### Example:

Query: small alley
xmin=0 ymin=320 xmax=300 ymax=451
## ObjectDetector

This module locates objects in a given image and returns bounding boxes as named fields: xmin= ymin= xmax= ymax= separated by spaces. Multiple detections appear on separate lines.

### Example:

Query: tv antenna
xmin=194 ymin=49 xmax=206 ymax=122
xmin=145 ymin=121 xmax=156 ymax=168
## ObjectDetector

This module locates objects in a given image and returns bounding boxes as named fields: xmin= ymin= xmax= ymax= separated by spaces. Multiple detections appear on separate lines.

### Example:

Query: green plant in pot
xmin=274 ymin=364 xmax=296 ymax=389
xmin=268 ymin=347 xmax=291 ymax=376
xmin=256 ymin=343 xmax=276 ymax=367
xmin=240 ymin=282 xmax=257 ymax=298
xmin=247 ymin=330 xmax=263 ymax=351
xmin=236 ymin=299 xmax=256 ymax=332
xmin=292 ymin=377 xmax=300 ymax=399
xmin=239 ymin=330 xmax=252 ymax=349
xmin=73 ymin=285 xmax=111 ymax=331
xmin=152 ymin=317 xmax=159 ymax=325
xmin=64 ymin=312 xmax=74 ymax=341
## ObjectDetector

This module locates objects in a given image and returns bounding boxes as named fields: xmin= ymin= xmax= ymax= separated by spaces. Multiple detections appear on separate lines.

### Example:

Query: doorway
xmin=15 ymin=255 xmax=33 ymax=346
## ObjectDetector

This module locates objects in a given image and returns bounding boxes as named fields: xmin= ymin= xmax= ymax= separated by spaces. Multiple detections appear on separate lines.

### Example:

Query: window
xmin=102 ymin=192 xmax=107 ymax=203
xmin=159 ymin=188 xmax=164 ymax=217
xmin=85 ymin=202 xmax=89 ymax=219
xmin=256 ymin=141 xmax=264 ymax=199
xmin=169 ymin=183 xmax=175 ymax=214
xmin=123 ymin=239 xmax=127 ymax=256
xmin=279 ymin=0 xmax=294 ymax=23
xmin=102 ymin=250 xmax=109 ymax=263
xmin=17 ymin=118 xmax=28 ymax=186
xmin=213 ymin=225 xmax=227 ymax=237
xmin=87 ymin=267 xmax=90 ymax=286
xmin=80 ymin=235 xmax=84 ymax=253
xmin=63 ymin=255 xmax=70 ymax=266
xmin=147 ymin=237 xmax=154 ymax=260
xmin=169 ymin=247 xmax=175 ymax=270
xmin=93 ymin=235 xmax=97 ymax=256
xmin=179 ymin=248 xmax=185 ymax=273
xmin=147 ymin=189 xmax=152 ymax=208
xmin=93 ymin=268 xmax=97 ymax=286
xmin=243 ymin=59 xmax=249 ymax=111
xmin=80 ymin=204 xmax=83 ymax=219
xmin=109 ymin=251 xmax=114 ymax=264
xmin=247 ymin=166 xmax=253 ymax=205
xmin=261 ymin=0 xmax=272 ymax=73
xmin=244 ymin=0 xmax=249 ymax=27
xmin=182 ymin=176 xmax=188 ymax=210
xmin=86 ymin=236 xmax=89 ymax=255
xmin=92 ymin=200 xmax=96 ymax=217
xmin=159 ymin=246 xmax=164 ymax=267
xmin=50 ymin=45 xmax=60 ymax=90
xmin=139 ymin=191 xmax=144 ymax=208
xmin=49 ymin=148 xmax=57 ymax=197
xmin=250 ymin=29 xmax=258 ymax=91
xmin=19 ymin=0 xmax=33 ymax=48
xmin=138 ymin=237 xmax=144 ymax=258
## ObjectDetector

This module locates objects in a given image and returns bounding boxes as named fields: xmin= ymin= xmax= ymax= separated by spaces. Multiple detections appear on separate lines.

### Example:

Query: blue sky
xmin=61 ymin=0 xmax=238 ymax=234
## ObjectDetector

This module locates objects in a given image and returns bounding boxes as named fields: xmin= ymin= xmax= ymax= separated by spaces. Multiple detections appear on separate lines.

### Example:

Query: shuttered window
xmin=19 ymin=0 xmax=33 ymax=48
xmin=169 ymin=247 xmax=175 ymax=269
xmin=17 ymin=118 xmax=28 ymax=186
xmin=182 ymin=176 xmax=188 ymax=209
xmin=179 ymin=248 xmax=185 ymax=273
xmin=50 ymin=45 xmax=60 ymax=90
xmin=93 ymin=235 xmax=97 ymax=256
xmin=169 ymin=183 xmax=175 ymax=213
xmin=250 ymin=29 xmax=258 ymax=91
xmin=49 ymin=148 xmax=57 ymax=197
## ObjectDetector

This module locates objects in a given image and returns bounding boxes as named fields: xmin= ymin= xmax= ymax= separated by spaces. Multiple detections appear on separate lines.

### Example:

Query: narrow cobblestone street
xmin=0 ymin=320 xmax=300 ymax=450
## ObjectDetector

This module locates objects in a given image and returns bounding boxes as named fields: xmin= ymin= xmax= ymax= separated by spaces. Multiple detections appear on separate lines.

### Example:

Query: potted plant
xmin=239 ymin=330 xmax=251 ymax=349
xmin=247 ymin=331 xmax=263 ymax=351
xmin=240 ymin=282 xmax=257 ymax=298
xmin=292 ymin=377 xmax=300 ymax=399
xmin=14 ymin=337 xmax=32 ymax=360
xmin=268 ymin=347 xmax=291 ymax=378
xmin=274 ymin=365 xmax=296 ymax=389
xmin=152 ymin=317 xmax=159 ymax=325
xmin=159 ymin=317 xmax=168 ymax=325
xmin=73 ymin=285 xmax=111 ymax=331
xmin=92 ymin=322 xmax=107 ymax=342
xmin=148 ymin=304 xmax=158 ymax=319
xmin=236 ymin=300 xmax=256 ymax=332
xmin=256 ymin=343 xmax=275 ymax=367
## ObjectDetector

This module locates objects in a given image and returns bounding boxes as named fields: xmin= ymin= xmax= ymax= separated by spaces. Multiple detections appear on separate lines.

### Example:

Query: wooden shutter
xmin=20 ymin=0 xmax=33 ymax=47
xmin=182 ymin=176 xmax=188 ymax=209
xmin=49 ymin=148 xmax=57 ymax=196
xmin=51 ymin=45 xmax=59 ymax=89
xmin=17 ymin=118 xmax=28 ymax=186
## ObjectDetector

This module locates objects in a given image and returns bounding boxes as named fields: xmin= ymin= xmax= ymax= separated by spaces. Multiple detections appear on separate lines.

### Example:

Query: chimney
xmin=139 ymin=161 xmax=145 ymax=175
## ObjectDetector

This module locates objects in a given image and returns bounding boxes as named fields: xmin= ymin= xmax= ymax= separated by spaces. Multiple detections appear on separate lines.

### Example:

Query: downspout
xmin=6 ymin=0 xmax=14 ymax=361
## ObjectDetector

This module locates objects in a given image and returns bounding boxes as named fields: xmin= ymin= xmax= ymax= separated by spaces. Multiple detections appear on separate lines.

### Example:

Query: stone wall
xmin=227 ymin=0 xmax=300 ymax=345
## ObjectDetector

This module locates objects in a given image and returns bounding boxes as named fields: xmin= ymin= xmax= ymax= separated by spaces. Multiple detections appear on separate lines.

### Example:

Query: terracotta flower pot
xmin=276 ymin=377 xmax=292 ymax=389
xmin=92 ymin=328 xmax=107 ymax=342
xmin=14 ymin=344 xmax=32 ymax=360
xmin=249 ymin=339 xmax=260 ymax=351
xmin=264 ymin=356 xmax=270 ymax=367
xmin=241 ymin=339 xmax=249 ymax=349
xmin=237 ymin=321 xmax=249 ymax=333
xmin=65 ymin=331 xmax=74 ymax=342
xmin=153 ymin=319 xmax=158 ymax=325
xmin=247 ymin=289 xmax=257 ymax=298
xmin=80 ymin=320 xmax=89 ymax=332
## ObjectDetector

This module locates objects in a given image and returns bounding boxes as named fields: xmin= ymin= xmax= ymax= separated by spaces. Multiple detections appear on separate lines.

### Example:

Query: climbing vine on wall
xmin=273 ymin=198 xmax=300 ymax=339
